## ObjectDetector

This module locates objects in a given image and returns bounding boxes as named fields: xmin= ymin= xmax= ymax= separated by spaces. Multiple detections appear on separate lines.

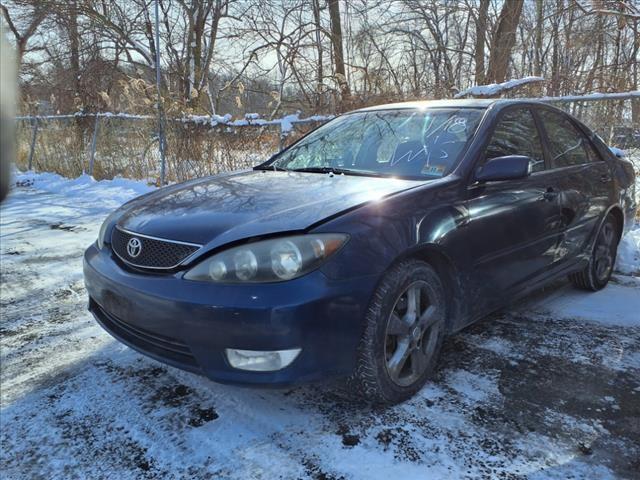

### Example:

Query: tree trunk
xmin=68 ymin=1 xmax=81 ymax=100
xmin=486 ymin=0 xmax=524 ymax=84
xmin=474 ymin=0 xmax=489 ymax=85
xmin=201 ymin=0 xmax=223 ymax=113
xmin=549 ymin=0 xmax=561 ymax=95
xmin=534 ymin=0 xmax=543 ymax=77
xmin=328 ymin=0 xmax=350 ymax=111
xmin=632 ymin=19 xmax=639 ymax=124
xmin=312 ymin=0 xmax=323 ymax=111
xmin=583 ymin=10 xmax=604 ymax=93
xmin=562 ymin=0 xmax=575 ymax=95
xmin=65 ymin=1 xmax=85 ymax=159
xmin=190 ymin=2 xmax=206 ymax=107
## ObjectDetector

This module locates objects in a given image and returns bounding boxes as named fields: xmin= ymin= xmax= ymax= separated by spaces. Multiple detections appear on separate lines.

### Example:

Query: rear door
xmin=462 ymin=107 xmax=564 ymax=310
xmin=535 ymin=108 xmax=612 ymax=261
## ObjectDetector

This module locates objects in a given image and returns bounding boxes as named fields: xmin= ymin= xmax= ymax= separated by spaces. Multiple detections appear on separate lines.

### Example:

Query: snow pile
xmin=455 ymin=76 xmax=545 ymax=98
xmin=12 ymin=170 xmax=155 ymax=209
xmin=617 ymin=226 xmax=640 ymax=276
xmin=531 ymin=283 xmax=640 ymax=327
xmin=609 ymin=146 xmax=625 ymax=158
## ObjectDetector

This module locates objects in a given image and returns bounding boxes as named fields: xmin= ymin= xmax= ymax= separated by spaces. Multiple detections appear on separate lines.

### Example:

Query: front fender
xmin=315 ymin=187 xmax=473 ymax=330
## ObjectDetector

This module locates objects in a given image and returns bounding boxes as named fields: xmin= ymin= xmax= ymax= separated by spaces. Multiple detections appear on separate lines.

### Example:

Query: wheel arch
xmin=606 ymin=205 xmax=624 ymax=243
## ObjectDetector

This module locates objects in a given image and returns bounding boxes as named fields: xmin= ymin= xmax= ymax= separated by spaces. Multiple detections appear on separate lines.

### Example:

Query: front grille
xmin=91 ymin=299 xmax=199 ymax=370
xmin=111 ymin=227 xmax=201 ymax=270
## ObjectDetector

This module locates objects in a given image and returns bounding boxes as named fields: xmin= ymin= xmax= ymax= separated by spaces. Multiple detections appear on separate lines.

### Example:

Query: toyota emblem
xmin=126 ymin=237 xmax=143 ymax=258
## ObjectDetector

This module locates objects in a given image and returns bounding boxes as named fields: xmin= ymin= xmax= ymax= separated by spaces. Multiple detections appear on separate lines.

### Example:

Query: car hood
xmin=118 ymin=170 xmax=423 ymax=246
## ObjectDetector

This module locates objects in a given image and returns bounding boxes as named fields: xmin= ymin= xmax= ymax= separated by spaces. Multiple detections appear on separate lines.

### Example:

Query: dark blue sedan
xmin=84 ymin=99 xmax=637 ymax=404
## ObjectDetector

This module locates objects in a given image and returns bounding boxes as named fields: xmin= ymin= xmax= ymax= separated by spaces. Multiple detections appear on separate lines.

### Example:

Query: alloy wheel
xmin=384 ymin=280 xmax=442 ymax=387
xmin=594 ymin=221 xmax=616 ymax=282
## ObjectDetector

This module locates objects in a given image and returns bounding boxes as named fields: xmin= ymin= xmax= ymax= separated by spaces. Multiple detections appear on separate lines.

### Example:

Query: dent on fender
xmin=416 ymin=205 xmax=467 ymax=245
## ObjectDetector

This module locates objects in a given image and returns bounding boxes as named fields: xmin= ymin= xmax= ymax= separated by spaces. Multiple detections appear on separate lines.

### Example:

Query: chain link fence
xmin=15 ymin=95 xmax=639 ymax=184
xmin=15 ymin=113 xmax=327 ymax=183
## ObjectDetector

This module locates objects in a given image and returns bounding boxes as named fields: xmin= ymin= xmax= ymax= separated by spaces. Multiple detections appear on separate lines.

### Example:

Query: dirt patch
xmin=188 ymin=407 xmax=219 ymax=427
xmin=49 ymin=222 xmax=84 ymax=232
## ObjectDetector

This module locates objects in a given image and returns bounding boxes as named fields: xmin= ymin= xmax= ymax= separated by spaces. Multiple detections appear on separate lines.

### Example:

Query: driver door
xmin=462 ymin=107 xmax=564 ymax=311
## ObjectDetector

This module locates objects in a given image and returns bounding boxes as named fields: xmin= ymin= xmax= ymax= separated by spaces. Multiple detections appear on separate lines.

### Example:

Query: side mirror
xmin=476 ymin=155 xmax=532 ymax=183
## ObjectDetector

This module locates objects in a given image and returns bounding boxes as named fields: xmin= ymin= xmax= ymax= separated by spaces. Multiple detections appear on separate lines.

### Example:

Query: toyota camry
xmin=84 ymin=99 xmax=637 ymax=404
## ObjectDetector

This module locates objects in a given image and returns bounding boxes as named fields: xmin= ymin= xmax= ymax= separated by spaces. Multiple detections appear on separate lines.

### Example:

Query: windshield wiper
xmin=292 ymin=166 xmax=389 ymax=178
xmin=254 ymin=164 xmax=289 ymax=172
xmin=292 ymin=166 xmax=360 ymax=175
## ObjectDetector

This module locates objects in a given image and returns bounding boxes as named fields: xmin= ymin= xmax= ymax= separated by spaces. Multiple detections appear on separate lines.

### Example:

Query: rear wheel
xmin=347 ymin=260 xmax=446 ymax=405
xmin=569 ymin=215 xmax=619 ymax=291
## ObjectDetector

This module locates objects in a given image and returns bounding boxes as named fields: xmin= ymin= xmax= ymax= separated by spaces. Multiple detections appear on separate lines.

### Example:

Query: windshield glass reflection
xmin=269 ymin=108 xmax=485 ymax=178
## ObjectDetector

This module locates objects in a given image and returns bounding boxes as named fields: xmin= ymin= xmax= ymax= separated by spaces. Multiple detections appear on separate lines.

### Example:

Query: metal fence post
xmin=154 ymin=0 xmax=166 ymax=185
xmin=88 ymin=115 xmax=100 ymax=176
xmin=27 ymin=118 xmax=39 ymax=170
xmin=158 ymin=115 xmax=166 ymax=185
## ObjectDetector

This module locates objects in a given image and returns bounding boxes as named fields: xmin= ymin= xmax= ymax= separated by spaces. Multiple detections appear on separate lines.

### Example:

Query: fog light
xmin=225 ymin=348 xmax=301 ymax=372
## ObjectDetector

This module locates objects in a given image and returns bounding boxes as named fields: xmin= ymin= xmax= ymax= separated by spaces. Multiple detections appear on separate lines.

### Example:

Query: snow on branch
xmin=532 ymin=91 xmax=640 ymax=103
xmin=179 ymin=112 xmax=334 ymax=135
xmin=455 ymin=77 xmax=545 ymax=99
xmin=15 ymin=111 xmax=335 ymax=135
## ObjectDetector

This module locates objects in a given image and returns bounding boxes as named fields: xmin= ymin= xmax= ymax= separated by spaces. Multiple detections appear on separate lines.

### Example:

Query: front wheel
xmin=346 ymin=260 xmax=447 ymax=405
xmin=569 ymin=215 xmax=619 ymax=291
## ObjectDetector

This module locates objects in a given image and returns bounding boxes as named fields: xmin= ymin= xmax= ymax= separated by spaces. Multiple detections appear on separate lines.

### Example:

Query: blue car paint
xmin=84 ymin=99 xmax=637 ymax=386
xmin=84 ymin=244 xmax=380 ymax=384
xmin=117 ymin=170 xmax=424 ymax=246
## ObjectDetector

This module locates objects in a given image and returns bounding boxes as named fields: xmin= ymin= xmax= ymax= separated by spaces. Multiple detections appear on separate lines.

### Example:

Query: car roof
xmin=351 ymin=98 xmax=541 ymax=112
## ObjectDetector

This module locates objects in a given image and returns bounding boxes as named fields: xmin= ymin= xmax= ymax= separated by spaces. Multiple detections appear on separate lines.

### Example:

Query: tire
xmin=346 ymin=259 xmax=447 ymax=405
xmin=569 ymin=215 xmax=619 ymax=291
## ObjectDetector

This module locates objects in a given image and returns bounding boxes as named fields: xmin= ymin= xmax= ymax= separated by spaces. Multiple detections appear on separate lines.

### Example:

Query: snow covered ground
xmin=1 ymin=172 xmax=639 ymax=479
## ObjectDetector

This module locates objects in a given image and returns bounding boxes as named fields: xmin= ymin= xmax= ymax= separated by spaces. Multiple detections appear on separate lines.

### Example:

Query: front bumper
xmin=83 ymin=244 xmax=378 ymax=385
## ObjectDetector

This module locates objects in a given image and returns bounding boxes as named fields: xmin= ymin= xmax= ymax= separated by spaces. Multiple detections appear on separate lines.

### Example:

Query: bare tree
xmin=486 ymin=0 xmax=524 ymax=83
xmin=0 ymin=0 xmax=48 ymax=65
xmin=2 ymin=0 xmax=637 ymax=120
xmin=328 ymin=0 xmax=350 ymax=110
xmin=472 ymin=0 xmax=490 ymax=85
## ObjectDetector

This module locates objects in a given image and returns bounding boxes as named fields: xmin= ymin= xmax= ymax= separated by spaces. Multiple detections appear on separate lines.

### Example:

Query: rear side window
xmin=485 ymin=108 xmax=546 ymax=173
xmin=539 ymin=109 xmax=593 ymax=167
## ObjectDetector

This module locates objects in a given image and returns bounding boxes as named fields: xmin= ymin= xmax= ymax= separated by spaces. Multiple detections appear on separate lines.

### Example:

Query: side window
xmin=485 ymin=108 xmax=546 ymax=173
xmin=583 ymin=137 xmax=604 ymax=162
xmin=539 ymin=109 xmax=592 ymax=167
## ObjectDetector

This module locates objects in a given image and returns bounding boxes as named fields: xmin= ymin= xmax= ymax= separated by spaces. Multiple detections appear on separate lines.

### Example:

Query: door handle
xmin=543 ymin=187 xmax=558 ymax=201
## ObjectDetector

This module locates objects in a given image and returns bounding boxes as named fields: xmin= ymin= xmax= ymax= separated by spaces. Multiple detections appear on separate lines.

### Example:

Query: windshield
xmin=267 ymin=108 xmax=485 ymax=178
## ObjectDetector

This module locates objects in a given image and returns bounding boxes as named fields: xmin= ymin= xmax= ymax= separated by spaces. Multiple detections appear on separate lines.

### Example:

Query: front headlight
xmin=184 ymin=234 xmax=348 ymax=283
xmin=97 ymin=210 xmax=121 ymax=249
